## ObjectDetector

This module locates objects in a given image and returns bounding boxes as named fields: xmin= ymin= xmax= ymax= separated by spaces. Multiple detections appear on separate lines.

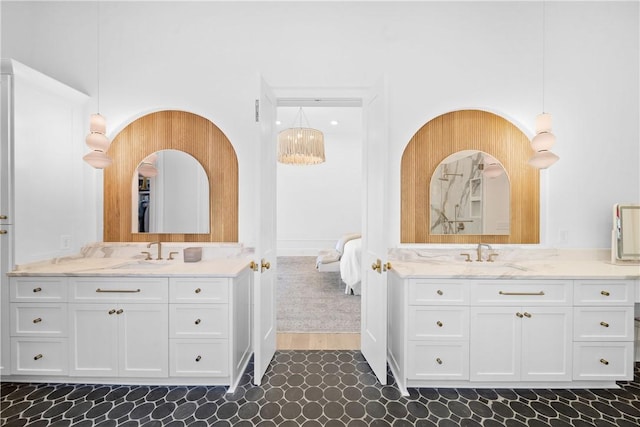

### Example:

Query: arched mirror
xmin=430 ymin=150 xmax=509 ymax=235
xmin=133 ymin=149 xmax=209 ymax=234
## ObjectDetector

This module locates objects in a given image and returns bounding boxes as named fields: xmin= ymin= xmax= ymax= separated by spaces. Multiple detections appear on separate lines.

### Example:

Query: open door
xmin=253 ymin=76 xmax=278 ymax=385
xmin=360 ymin=78 xmax=389 ymax=384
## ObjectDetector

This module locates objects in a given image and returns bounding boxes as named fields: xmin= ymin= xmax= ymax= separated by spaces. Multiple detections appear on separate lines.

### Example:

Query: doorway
xmin=274 ymin=99 xmax=364 ymax=350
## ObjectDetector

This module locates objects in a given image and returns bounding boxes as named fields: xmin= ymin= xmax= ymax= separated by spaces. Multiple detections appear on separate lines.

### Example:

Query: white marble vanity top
xmin=9 ymin=242 xmax=254 ymax=277
xmin=388 ymin=248 xmax=640 ymax=280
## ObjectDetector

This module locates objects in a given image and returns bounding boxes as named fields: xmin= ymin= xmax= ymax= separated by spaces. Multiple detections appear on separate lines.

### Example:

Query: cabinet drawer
xmin=408 ymin=341 xmax=469 ymax=380
xmin=573 ymin=307 xmax=634 ymax=341
xmin=170 ymin=278 xmax=229 ymax=303
xmin=170 ymin=339 xmax=229 ymax=377
xmin=69 ymin=277 xmax=168 ymax=303
xmin=573 ymin=342 xmax=634 ymax=381
xmin=574 ymin=280 xmax=635 ymax=306
xmin=11 ymin=337 xmax=68 ymax=376
xmin=408 ymin=280 xmax=468 ymax=305
xmin=169 ymin=304 xmax=228 ymax=338
xmin=470 ymin=280 xmax=572 ymax=306
xmin=11 ymin=303 xmax=67 ymax=337
xmin=408 ymin=307 xmax=468 ymax=340
xmin=10 ymin=277 xmax=67 ymax=302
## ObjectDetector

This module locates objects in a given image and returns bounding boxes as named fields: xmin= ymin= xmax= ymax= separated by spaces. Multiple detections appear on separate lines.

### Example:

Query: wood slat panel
xmin=104 ymin=110 xmax=238 ymax=242
xmin=401 ymin=110 xmax=539 ymax=244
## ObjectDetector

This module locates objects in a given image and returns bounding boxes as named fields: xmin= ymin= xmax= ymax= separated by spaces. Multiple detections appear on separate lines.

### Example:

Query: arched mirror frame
xmin=401 ymin=109 xmax=539 ymax=244
xmin=104 ymin=110 xmax=238 ymax=242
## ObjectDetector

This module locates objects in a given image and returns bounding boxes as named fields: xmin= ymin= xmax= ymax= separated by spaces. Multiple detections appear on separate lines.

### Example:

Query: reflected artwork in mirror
xmin=133 ymin=149 xmax=210 ymax=234
xmin=430 ymin=150 xmax=509 ymax=235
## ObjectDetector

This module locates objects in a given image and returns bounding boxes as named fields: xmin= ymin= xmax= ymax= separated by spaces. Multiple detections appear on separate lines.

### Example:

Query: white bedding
xmin=340 ymin=238 xmax=362 ymax=295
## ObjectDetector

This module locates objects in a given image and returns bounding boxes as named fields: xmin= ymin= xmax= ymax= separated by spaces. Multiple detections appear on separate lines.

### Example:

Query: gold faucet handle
xmin=460 ymin=253 xmax=472 ymax=262
xmin=168 ymin=251 xmax=179 ymax=260
xmin=141 ymin=251 xmax=152 ymax=260
xmin=487 ymin=253 xmax=499 ymax=262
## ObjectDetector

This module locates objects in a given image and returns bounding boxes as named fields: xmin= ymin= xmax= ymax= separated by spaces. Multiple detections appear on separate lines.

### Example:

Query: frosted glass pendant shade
xmin=528 ymin=150 xmax=559 ymax=169
xmin=86 ymin=132 xmax=110 ymax=151
xmin=277 ymin=127 xmax=325 ymax=165
xmin=483 ymin=163 xmax=504 ymax=178
xmin=83 ymin=150 xmax=112 ymax=169
xmin=531 ymin=131 xmax=556 ymax=151
xmin=138 ymin=162 xmax=158 ymax=177
xmin=535 ymin=113 xmax=552 ymax=134
xmin=89 ymin=113 xmax=107 ymax=134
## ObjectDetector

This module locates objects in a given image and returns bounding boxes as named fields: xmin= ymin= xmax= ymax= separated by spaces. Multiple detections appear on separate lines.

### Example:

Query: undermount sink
xmin=465 ymin=261 xmax=529 ymax=271
xmin=113 ymin=260 xmax=170 ymax=269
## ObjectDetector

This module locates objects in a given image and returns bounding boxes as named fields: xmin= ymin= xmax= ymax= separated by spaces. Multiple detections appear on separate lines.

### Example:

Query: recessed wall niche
xmin=104 ymin=110 xmax=238 ymax=242
xmin=401 ymin=109 xmax=539 ymax=244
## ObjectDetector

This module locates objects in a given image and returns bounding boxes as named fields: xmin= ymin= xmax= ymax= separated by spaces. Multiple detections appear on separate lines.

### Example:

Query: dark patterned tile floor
xmin=1 ymin=352 xmax=640 ymax=427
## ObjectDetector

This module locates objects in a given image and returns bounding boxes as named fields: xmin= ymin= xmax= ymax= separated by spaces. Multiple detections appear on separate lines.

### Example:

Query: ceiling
xmin=276 ymin=106 xmax=363 ymax=142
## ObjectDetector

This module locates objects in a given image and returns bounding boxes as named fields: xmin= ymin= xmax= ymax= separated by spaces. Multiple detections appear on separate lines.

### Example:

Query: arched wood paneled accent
xmin=401 ymin=109 xmax=539 ymax=244
xmin=104 ymin=110 xmax=238 ymax=242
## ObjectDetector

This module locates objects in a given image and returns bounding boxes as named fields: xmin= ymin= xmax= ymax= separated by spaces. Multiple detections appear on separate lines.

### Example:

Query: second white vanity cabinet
xmin=68 ymin=277 xmax=169 ymax=378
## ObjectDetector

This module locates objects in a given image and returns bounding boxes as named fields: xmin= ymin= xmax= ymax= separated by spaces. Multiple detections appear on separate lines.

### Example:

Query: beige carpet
xmin=277 ymin=256 xmax=361 ymax=333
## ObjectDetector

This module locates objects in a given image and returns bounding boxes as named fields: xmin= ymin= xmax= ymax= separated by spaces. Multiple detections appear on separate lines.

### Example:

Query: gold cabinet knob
xmin=261 ymin=259 xmax=271 ymax=271
xmin=116 ymin=309 xmax=124 ymax=315
xmin=516 ymin=312 xmax=524 ymax=318
xmin=195 ymin=319 xmax=201 ymax=325
xmin=383 ymin=261 xmax=392 ymax=271
xmin=195 ymin=288 xmax=202 ymax=294
xmin=108 ymin=309 xmax=116 ymax=315
xmin=249 ymin=261 xmax=258 ymax=271
xmin=523 ymin=312 xmax=532 ymax=318
xmin=195 ymin=355 xmax=202 ymax=362
xmin=33 ymin=287 xmax=42 ymax=293
xmin=33 ymin=318 xmax=42 ymax=324
xmin=34 ymin=354 xmax=43 ymax=360
xmin=436 ymin=321 xmax=443 ymax=327
xmin=436 ymin=358 xmax=443 ymax=365
xmin=601 ymin=291 xmax=610 ymax=296
xmin=371 ymin=259 xmax=382 ymax=273
xmin=600 ymin=358 xmax=609 ymax=365
xmin=600 ymin=321 xmax=609 ymax=328
xmin=437 ymin=290 xmax=443 ymax=296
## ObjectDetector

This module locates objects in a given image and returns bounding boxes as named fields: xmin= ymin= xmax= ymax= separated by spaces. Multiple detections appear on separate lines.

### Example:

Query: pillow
xmin=335 ymin=233 xmax=361 ymax=254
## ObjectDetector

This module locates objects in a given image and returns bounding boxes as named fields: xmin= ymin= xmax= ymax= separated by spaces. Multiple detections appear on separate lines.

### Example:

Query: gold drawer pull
xmin=436 ymin=321 xmax=443 ymax=327
xmin=96 ymin=288 xmax=141 ymax=293
xmin=436 ymin=290 xmax=443 ymax=296
xmin=0 ymin=230 xmax=7 ymax=235
xmin=436 ymin=358 xmax=442 ymax=365
xmin=499 ymin=291 xmax=545 ymax=296
xmin=600 ymin=358 xmax=609 ymax=365
xmin=34 ymin=354 xmax=43 ymax=360
xmin=195 ymin=355 xmax=202 ymax=362
xmin=33 ymin=287 xmax=42 ymax=293
xmin=516 ymin=312 xmax=524 ymax=318
xmin=523 ymin=312 xmax=532 ymax=318
xmin=195 ymin=288 xmax=202 ymax=294
xmin=600 ymin=321 xmax=609 ymax=328
xmin=116 ymin=309 xmax=124 ymax=315
xmin=33 ymin=318 xmax=42 ymax=324
xmin=195 ymin=319 xmax=201 ymax=325
xmin=600 ymin=291 xmax=610 ymax=296
xmin=108 ymin=309 xmax=116 ymax=315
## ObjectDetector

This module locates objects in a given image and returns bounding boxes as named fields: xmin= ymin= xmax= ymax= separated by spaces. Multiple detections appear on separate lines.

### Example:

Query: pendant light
xmin=277 ymin=107 xmax=325 ymax=165
xmin=137 ymin=153 xmax=158 ymax=178
xmin=83 ymin=1 xmax=111 ymax=169
xmin=529 ymin=0 xmax=559 ymax=169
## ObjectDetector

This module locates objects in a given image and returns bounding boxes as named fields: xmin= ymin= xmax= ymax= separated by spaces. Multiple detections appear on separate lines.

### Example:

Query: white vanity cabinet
xmin=9 ymin=277 xmax=68 ymax=376
xmin=388 ymin=273 xmax=635 ymax=395
xmin=68 ymin=277 xmax=169 ymax=378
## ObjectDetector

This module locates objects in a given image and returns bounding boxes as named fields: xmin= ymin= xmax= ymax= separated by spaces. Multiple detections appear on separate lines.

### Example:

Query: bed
xmin=340 ymin=237 xmax=362 ymax=295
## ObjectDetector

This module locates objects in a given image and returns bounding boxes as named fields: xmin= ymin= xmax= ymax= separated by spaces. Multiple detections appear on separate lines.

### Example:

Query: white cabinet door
xmin=470 ymin=307 xmax=520 ymax=381
xmin=119 ymin=303 xmax=168 ymax=378
xmin=69 ymin=304 xmax=119 ymax=377
xmin=521 ymin=306 xmax=572 ymax=381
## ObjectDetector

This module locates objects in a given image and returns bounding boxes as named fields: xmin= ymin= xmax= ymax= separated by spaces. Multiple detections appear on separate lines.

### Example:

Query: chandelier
xmin=277 ymin=107 xmax=325 ymax=165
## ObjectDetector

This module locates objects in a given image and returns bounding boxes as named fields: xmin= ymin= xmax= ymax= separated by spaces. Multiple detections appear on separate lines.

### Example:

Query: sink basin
xmin=465 ymin=261 xmax=530 ymax=271
xmin=113 ymin=261 xmax=169 ymax=270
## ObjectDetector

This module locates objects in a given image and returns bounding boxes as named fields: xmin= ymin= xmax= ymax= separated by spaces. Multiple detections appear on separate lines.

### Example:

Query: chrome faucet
xmin=476 ymin=243 xmax=492 ymax=262
xmin=147 ymin=241 xmax=162 ymax=260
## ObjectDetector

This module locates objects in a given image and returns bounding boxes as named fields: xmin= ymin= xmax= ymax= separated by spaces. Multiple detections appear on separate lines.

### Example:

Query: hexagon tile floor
xmin=2 ymin=351 xmax=640 ymax=427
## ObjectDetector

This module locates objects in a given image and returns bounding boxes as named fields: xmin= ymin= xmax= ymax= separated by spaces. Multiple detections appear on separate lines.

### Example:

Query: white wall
xmin=1 ymin=1 xmax=638 ymax=250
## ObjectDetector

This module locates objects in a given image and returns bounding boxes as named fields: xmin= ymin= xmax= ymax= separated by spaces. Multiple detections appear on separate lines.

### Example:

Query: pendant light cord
xmin=96 ymin=0 xmax=101 ymax=114
xmin=541 ymin=0 xmax=546 ymax=113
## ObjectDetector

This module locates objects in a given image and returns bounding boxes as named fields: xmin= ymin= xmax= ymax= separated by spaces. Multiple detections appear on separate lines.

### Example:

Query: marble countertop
xmin=388 ymin=248 xmax=640 ymax=280
xmin=8 ymin=242 xmax=253 ymax=277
